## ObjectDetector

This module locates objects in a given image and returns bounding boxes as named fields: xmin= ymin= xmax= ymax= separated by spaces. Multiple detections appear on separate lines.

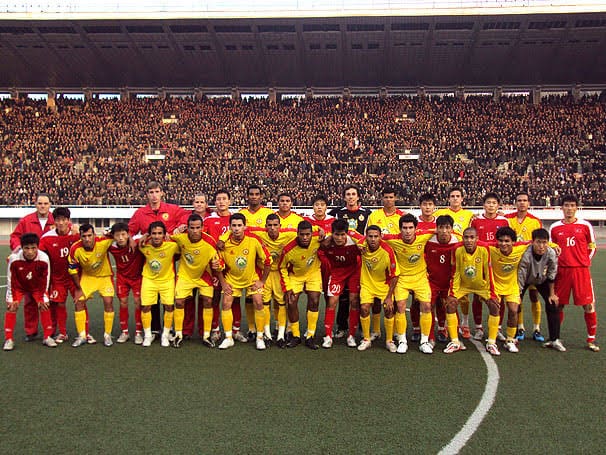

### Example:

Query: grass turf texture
xmin=1 ymin=245 xmax=605 ymax=453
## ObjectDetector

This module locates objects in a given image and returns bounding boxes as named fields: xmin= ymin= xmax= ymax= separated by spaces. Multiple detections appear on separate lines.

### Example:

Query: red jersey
xmin=417 ymin=218 xmax=436 ymax=231
xmin=10 ymin=211 xmax=55 ymax=251
xmin=549 ymin=218 xmax=596 ymax=267
xmin=471 ymin=214 xmax=509 ymax=242
xmin=203 ymin=212 xmax=231 ymax=241
xmin=424 ymin=234 xmax=461 ymax=290
xmin=6 ymin=250 xmax=50 ymax=302
xmin=320 ymin=237 xmax=361 ymax=278
xmin=305 ymin=214 xmax=335 ymax=233
xmin=128 ymin=202 xmax=189 ymax=236
xmin=39 ymin=230 xmax=80 ymax=285
xmin=109 ymin=243 xmax=145 ymax=280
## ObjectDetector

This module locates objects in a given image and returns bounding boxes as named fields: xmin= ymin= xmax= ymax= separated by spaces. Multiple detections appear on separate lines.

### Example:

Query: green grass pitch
xmin=1 ymin=245 xmax=605 ymax=453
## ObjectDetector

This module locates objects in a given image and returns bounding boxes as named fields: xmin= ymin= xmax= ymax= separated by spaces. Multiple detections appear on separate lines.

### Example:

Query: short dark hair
xmin=516 ymin=191 xmax=530 ymax=200
xmin=312 ymin=194 xmax=328 ymax=205
xmin=247 ymin=185 xmax=262 ymax=195
xmin=265 ymin=213 xmax=280 ymax=224
xmin=277 ymin=193 xmax=292 ymax=201
xmin=399 ymin=213 xmax=418 ymax=229
xmin=53 ymin=207 xmax=71 ymax=219
xmin=20 ymin=232 xmax=40 ymax=247
xmin=214 ymin=189 xmax=231 ymax=201
xmin=79 ymin=223 xmax=94 ymax=234
xmin=483 ymin=192 xmax=500 ymax=204
xmin=382 ymin=188 xmax=396 ymax=196
xmin=230 ymin=213 xmax=246 ymax=225
xmin=561 ymin=194 xmax=579 ymax=205
xmin=496 ymin=226 xmax=516 ymax=242
xmin=419 ymin=193 xmax=435 ymax=205
xmin=110 ymin=222 xmax=129 ymax=235
xmin=188 ymin=214 xmax=203 ymax=225
xmin=531 ymin=228 xmax=550 ymax=241
xmin=332 ymin=219 xmax=349 ymax=233
xmin=436 ymin=215 xmax=454 ymax=228
xmin=449 ymin=187 xmax=464 ymax=197
xmin=36 ymin=193 xmax=52 ymax=203
xmin=366 ymin=225 xmax=382 ymax=234
xmin=297 ymin=220 xmax=313 ymax=232
xmin=146 ymin=181 xmax=162 ymax=191
xmin=148 ymin=221 xmax=166 ymax=235
xmin=343 ymin=184 xmax=360 ymax=198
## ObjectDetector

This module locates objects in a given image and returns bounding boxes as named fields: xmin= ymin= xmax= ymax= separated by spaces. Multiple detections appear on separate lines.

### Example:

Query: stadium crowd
xmin=1 ymin=93 xmax=605 ymax=206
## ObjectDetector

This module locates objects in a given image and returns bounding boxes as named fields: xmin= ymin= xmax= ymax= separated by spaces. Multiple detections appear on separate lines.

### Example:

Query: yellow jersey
xmin=360 ymin=241 xmax=400 ymax=296
xmin=68 ymin=237 xmax=113 ymax=278
xmin=246 ymin=227 xmax=297 ymax=272
xmin=367 ymin=208 xmax=405 ymax=235
xmin=239 ymin=206 xmax=275 ymax=228
xmin=221 ymin=232 xmax=272 ymax=288
xmin=505 ymin=212 xmax=542 ymax=242
xmin=489 ymin=244 xmax=527 ymax=296
xmin=171 ymin=232 xmax=222 ymax=285
xmin=139 ymin=241 xmax=180 ymax=281
xmin=383 ymin=233 xmax=433 ymax=277
xmin=278 ymin=236 xmax=322 ymax=291
xmin=434 ymin=207 xmax=474 ymax=235
xmin=451 ymin=244 xmax=494 ymax=297
xmin=276 ymin=211 xmax=305 ymax=230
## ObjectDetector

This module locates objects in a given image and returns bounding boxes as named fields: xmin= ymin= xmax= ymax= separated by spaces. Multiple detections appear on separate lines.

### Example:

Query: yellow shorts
xmin=141 ymin=277 xmax=175 ymax=306
xmin=230 ymin=286 xmax=263 ymax=298
xmin=454 ymin=288 xmax=491 ymax=301
xmin=263 ymin=271 xmax=285 ymax=304
xmin=175 ymin=275 xmax=213 ymax=300
xmin=289 ymin=272 xmax=323 ymax=294
xmin=360 ymin=285 xmax=389 ymax=305
xmin=498 ymin=293 xmax=521 ymax=305
xmin=394 ymin=274 xmax=431 ymax=303
xmin=80 ymin=274 xmax=114 ymax=300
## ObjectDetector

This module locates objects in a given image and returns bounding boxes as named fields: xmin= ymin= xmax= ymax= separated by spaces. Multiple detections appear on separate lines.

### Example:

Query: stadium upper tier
xmin=1 ymin=94 xmax=604 ymax=206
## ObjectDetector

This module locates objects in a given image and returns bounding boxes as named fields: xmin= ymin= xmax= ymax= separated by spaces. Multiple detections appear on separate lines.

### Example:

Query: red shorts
xmin=49 ymin=280 xmax=76 ymax=303
xmin=555 ymin=267 xmax=595 ymax=306
xmin=11 ymin=289 xmax=48 ymax=305
xmin=326 ymin=268 xmax=361 ymax=297
xmin=116 ymin=275 xmax=143 ymax=299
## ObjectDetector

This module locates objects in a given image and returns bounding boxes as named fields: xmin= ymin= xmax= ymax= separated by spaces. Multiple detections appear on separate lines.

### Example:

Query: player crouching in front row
xmin=4 ymin=233 xmax=54 ymax=351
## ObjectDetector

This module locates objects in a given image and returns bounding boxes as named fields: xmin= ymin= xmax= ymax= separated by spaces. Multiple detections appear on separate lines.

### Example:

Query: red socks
xmin=348 ymin=308 xmax=360 ymax=337
xmin=585 ymin=312 xmax=598 ymax=342
xmin=324 ymin=308 xmax=336 ymax=337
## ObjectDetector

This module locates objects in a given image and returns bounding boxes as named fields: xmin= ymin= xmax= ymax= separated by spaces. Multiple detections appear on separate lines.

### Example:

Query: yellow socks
xmin=174 ymin=307 xmax=184 ymax=334
xmin=384 ymin=316 xmax=395 ymax=342
xmin=532 ymin=300 xmax=542 ymax=329
xmin=103 ymin=311 xmax=114 ymax=335
xmin=255 ymin=308 xmax=266 ymax=337
xmin=222 ymin=309 xmax=234 ymax=337
xmin=395 ymin=312 xmax=407 ymax=338
xmin=291 ymin=321 xmax=301 ymax=338
xmin=75 ymin=309 xmax=87 ymax=337
xmin=371 ymin=313 xmax=382 ymax=335
xmin=306 ymin=310 xmax=319 ymax=337
xmin=446 ymin=313 xmax=459 ymax=343
xmin=506 ymin=325 xmax=517 ymax=341
xmin=163 ymin=310 xmax=174 ymax=332
xmin=360 ymin=315 xmax=371 ymax=340
xmin=487 ymin=314 xmax=499 ymax=344
xmin=245 ymin=301 xmax=256 ymax=332
xmin=203 ymin=308 xmax=213 ymax=337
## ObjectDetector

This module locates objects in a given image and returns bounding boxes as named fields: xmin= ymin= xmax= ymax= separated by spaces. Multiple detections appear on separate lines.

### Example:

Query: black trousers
xmin=521 ymin=282 xmax=560 ymax=341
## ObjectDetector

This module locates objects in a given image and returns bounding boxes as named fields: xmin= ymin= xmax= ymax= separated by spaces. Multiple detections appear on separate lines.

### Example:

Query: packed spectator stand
xmin=1 ymin=93 xmax=605 ymax=207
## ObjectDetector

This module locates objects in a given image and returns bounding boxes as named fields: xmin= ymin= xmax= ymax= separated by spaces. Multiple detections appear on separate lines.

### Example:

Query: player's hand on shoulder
xmin=216 ymin=240 xmax=225 ymax=251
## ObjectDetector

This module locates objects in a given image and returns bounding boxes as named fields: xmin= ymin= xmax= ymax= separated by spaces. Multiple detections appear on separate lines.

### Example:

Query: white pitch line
xmin=438 ymin=339 xmax=500 ymax=455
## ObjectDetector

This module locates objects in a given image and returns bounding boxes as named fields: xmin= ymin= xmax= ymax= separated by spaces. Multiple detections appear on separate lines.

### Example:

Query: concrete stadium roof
xmin=0 ymin=10 xmax=605 ymax=89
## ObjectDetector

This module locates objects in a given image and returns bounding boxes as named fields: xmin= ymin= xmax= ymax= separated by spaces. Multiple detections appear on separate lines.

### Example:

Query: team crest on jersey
xmin=184 ymin=253 xmax=194 ymax=264
xmin=408 ymin=254 xmax=421 ymax=263
xmin=348 ymin=219 xmax=357 ymax=229
xmin=159 ymin=252 xmax=166 ymax=258
xmin=243 ymin=249 xmax=249 ymax=255
xmin=365 ymin=260 xmax=374 ymax=271
xmin=502 ymin=264 xmax=514 ymax=273
xmin=256 ymin=218 xmax=263 ymax=225
xmin=162 ymin=213 xmax=169 ymax=221
xmin=465 ymin=265 xmax=477 ymax=278
xmin=381 ymin=228 xmax=390 ymax=234
xmin=474 ymin=258 xmax=481 ymax=264
xmin=235 ymin=256 xmax=248 ymax=270
xmin=91 ymin=261 xmax=102 ymax=270
xmin=150 ymin=260 xmax=162 ymax=273
xmin=271 ymin=252 xmax=279 ymax=261
xmin=193 ymin=249 xmax=200 ymax=255
xmin=96 ymin=253 xmax=102 ymax=258
xmin=358 ymin=215 xmax=365 ymax=221
xmin=306 ymin=256 xmax=315 ymax=266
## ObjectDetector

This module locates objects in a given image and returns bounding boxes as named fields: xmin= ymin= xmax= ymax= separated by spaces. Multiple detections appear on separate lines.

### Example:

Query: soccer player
xmin=517 ymin=229 xmax=562 ymax=351
xmin=129 ymin=181 xmax=189 ymax=336
xmin=424 ymin=215 xmax=461 ymax=345
xmin=434 ymin=187 xmax=475 ymax=339
xmin=138 ymin=221 xmax=180 ymax=347
xmin=446 ymin=227 xmax=498 ymax=355
xmin=328 ymin=184 xmax=371 ymax=338
xmin=549 ymin=195 xmax=599 ymax=352
xmin=304 ymin=194 xmax=335 ymax=233
xmin=217 ymin=213 xmax=272 ymax=350
xmin=108 ymin=222 xmax=144 ymax=345
xmin=68 ymin=224 xmax=115 ymax=348
xmin=4 ymin=233 xmax=54 ymax=351
xmin=320 ymin=219 xmax=361 ymax=348
xmin=356 ymin=226 xmax=399 ymax=352
xmin=487 ymin=227 xmax=528 ymax=353
xmin=172 ymin=214 xmax=223 ymax=348
xmin=192 ymin=193 xmax=213 ymax=219
xmin=279 ymin=221 xmax=323 ymax=350
xmin=246 ymin=214 xmax=298 ymax=348
xmin=367 ymin=188 xmax=405 ymax=235
xmin=383 ymin=214 xmax=435 ymax=354
xmin=10 ymin=193 xmax=55 ymax=342
xmin=39 ymin=207 xmax=80 ymax=343
xmin=470 ymin=193 xmax=509 ymax=341
xmin=240 ymin=185 xmax=275 ymax=228
xmin=505 ymin=192 xmax=544 ymax=342
xmin=276 ymin=193 xmax=304 ymax=229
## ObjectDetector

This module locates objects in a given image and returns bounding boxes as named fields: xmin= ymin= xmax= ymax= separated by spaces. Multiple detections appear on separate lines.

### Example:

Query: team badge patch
xmin=235 ymin=256 xmax=248 ymax=270
xmin=184 ymin=253 xmax=194 ymax=264
xmin=162 ymin=213 xmax=169 ymax=221
xmin=502 ymin=264 xmax=514 ymax=273
xmin=150 ymin=260 xmax=162 ymax=273
xmin=408 ymin=254 xmax=420 ymax=263
xmin=465 ymin=265 xmax=477 ymax=278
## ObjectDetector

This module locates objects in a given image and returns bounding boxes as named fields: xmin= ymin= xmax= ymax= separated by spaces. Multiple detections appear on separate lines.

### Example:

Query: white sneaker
xmin=385 ymin=340 xmax=397 ymax=353
xmin=117 ymin=332 xmax=130 ymax=343
xmin=550 ymin=339 xmax=567 ymax=352
xmin=334 ymin=329 xmax=347 ymax=339
xmin=134 ymin=332 xmax=144 ymax=345
xmin=210 ymin=330 xmax=221 ymax=343
xmin=72 ymin=336 xmax=87 ymax=348
xmin=497 ymin=330 xmax=507 ymax=342
xmin=219 ymin=337 xmax=235 ymax=350
xmin=357 ymin=339 xmax=371 ymax=351
xmin=321 ymin=336 xmax=333 ymax=348
xmin=473 ymin=328 xmax=484 ymax=340
xmin=503 ymin=340 xmax=519 ymax=353
xmin=485 ymin=342 xmax=500 ymax=356
xmin=3 ymin=339 xmax=14 ymax=351
xmin=419 ymin=341 xmax=434 ymax=354
xmin=346 ymin=335 xmax=357 ymax=348
xmin=255 ymin=337 xmax=266 ymax=350
xmin=86 ymin=334 xmax=97 ymax=344
xmin=397 ymin=339 xmax=408 ymax=354
xmin=233 ymin=331 xmax=248 ymax=343
xmin=142 ymin=335 xmax=153 ymax=347
xmin=43 ymin=336 xmax=57 ymax=348
xmin=54 ymin=333 xmax=68 ymax=344
xmin=103 ymin=333 xmax=113 ymax=347
xmin=160 ymin=333 xmax=170 ymax=347
xmin=370 ymin=332 xmax=381 ymax=342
